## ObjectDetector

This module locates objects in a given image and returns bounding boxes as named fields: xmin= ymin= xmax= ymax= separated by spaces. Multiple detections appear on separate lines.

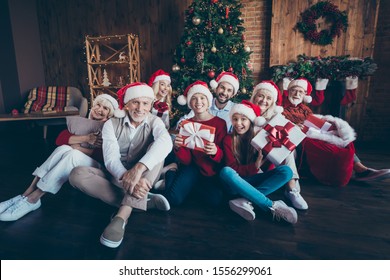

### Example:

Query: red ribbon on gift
xmin=262 ymin=122 xmax=296 ymax=155
xmin=153 ymin=100 xmax=169 ymax=117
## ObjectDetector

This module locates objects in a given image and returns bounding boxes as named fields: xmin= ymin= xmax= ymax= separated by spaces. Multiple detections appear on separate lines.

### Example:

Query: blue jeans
xmin=162 ymin=163 xmax=224 ymax=207
xmin=219 ymin=166 xmax=293 ymax=211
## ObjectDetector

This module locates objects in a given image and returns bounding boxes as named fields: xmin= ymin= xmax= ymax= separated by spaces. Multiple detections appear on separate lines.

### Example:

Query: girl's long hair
xmin=152 ymin=81 xmax=172 ymax=110
xmin=231 ymin=121 xmax=258 ymax=164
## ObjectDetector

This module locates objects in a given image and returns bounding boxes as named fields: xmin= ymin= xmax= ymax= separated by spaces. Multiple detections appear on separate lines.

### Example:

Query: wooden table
xmin=0 ymin=110 xmax=79 ymax=138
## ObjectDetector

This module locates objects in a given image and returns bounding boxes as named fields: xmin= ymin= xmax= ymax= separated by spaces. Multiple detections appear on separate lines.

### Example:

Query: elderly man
xmin=69 ymin=82 xmax=173 ymax=248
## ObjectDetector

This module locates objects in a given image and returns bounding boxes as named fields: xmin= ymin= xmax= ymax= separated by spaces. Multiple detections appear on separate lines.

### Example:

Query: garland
xmin=296 ymin=1 xmax=348 ymax=46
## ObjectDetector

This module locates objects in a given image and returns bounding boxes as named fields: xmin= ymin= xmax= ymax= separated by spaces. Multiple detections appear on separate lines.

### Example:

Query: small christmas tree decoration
xmin=208 ymin=70 xmax=216 ymax=78
xmin=192 ymin=16 xmax=201 ymax=25
xmin=186 ymin=40 xmax=192 ymax=46
xmin=102 ymin=69 xmax=111 ymax=86
xmin=211 ymin=46 xmax=217 ymax=53
xmin=244 ymin=46 xmax=251 ymax=52
xmin=180 ymin=57 xmax=186 ymax=64
xmin=172 ymin=64 xmax=180 ymax=72
xmin=241 ymin=88 xmax=247 ymax=94
xmin=218 ymin=27 xmax=224 ymax=34
xmin=228 ymin=66 xmax=233 ymax=72
xmin=231 ymin=47 xmax=238 ymax=54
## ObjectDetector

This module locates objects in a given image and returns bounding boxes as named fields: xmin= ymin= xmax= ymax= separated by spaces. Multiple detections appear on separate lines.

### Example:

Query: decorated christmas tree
xmin=170 ymin=0 xmax=254 ymax=126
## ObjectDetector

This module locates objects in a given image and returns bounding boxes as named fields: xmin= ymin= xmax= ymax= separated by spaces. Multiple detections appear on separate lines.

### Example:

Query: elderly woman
xmin=0 ymin=94 xmax=120 ymax=221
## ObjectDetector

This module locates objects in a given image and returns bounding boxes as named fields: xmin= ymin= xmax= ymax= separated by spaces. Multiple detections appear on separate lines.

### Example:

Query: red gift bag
xmin=302 ymin=138 xmax=355 ymax=187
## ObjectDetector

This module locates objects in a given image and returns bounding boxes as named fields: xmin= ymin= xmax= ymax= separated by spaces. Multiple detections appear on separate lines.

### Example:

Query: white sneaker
xmin=0 ymin=195 xmax=23 ymax=213
xmin=0 ymin=197 xmax=41 ymax=221
xmin=270 ymin=200 xmax=298 ymax=224
xmin=147 ymin=193 xmax=170 ymax=211
xmin=285 ymin=188 xmax=308 ymax=210
xmin=153 ymin=179 xmax=165 ymax=191
xmin=229 ymin=198 xmax=256 ymax=221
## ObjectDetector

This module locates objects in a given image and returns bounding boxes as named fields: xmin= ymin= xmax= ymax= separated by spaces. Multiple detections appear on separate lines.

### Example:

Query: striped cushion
xmin=24 ymin=86 xmax=70 ymax=113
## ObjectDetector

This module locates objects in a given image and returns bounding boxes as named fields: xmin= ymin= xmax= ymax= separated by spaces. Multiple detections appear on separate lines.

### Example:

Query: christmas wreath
xmin=296 ymin=1 xmax=348 ymax=46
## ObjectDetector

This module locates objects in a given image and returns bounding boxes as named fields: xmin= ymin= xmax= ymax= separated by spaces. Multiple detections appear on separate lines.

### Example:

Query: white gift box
xmin=251 ymin=114 xmax=306 ymax=165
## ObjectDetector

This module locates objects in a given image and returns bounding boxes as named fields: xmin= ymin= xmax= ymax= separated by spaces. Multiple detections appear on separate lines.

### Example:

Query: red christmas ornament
xmin=11 ymin=109 xmax=19 ymax=116
xmin=226 ymin=7 xmax=230 ymax=19
xmin=228 ymin=25 xmax=233 ymax=31
xmin=228 ymin=67 xmax=233 ymax=72
xmin=186 ymin=41 xmax=192 ymax=46
xmin=241 ymin=34 xmax=246 ymax=41
xmin=208 ymin=70 xmax=215 ymax=78
xmin=210 ymin=0 xmax=218 ymax=4
xmin=189 ymin=8 xmax=194 ymax=14
xmin=180 ymin=57 xmax=186 ymax=63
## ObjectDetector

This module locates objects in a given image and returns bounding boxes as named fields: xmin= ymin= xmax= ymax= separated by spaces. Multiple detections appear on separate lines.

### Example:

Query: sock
xmin=311 ymin=90 xmax=325 ymax=106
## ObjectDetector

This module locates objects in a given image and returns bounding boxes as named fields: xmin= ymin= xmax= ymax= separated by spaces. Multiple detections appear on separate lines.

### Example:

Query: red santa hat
xmin=253 ymin=80 xmax=283 ymax=113
xmin=116 ymin=82 xmax=154 ymax=117
xmin=93 ymin=93 xmax=121 ymax=118
xmin=287 ymin=78 xmax=313 ymax=104
xmin=148 ymin=69 xmax=171 ymax=86
xmin=230 ymin=100 xmax=266 ymax=127
xmin=209 ymin=71 xmax=240 ymax=95
xmin=177 ymin=80 xmax=213 ymax=108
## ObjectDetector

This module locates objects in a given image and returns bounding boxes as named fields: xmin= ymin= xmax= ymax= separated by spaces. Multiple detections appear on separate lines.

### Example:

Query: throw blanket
xmin=24 ymin=86 xmax=69 ymax=113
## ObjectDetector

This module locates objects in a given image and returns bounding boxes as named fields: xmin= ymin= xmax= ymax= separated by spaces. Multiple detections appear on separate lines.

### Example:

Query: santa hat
xmin=116 ymin=82 xmax=154 ymax=117
xmin=209 ymin=71 xmax=240 ymax=95
xmin=148 ymin=69 xmax=171 ymax=86
xmin=287 ymin=78 xmax=313 ymax=104
xmin=253 ymin=80 xmax=283 ymax=113
xmin=230 ymin=100 xmax=266 ymax=127
xmin=177 ymin=80 xmax=213 ymax=108
xmin=93 ymin=94 xmax=122 ymax=118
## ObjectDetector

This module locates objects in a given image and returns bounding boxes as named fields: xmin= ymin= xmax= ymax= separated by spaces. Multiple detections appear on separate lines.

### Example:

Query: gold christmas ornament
xmin=218 ymin=27 xmax=224 ymax=34
xmin=172 ymin=64 xmax=180 ymax=72
xmin=211 ymin=46 xmax=217 ymax=53
xmin=192 ymin=17 xmax=201 ymax=25
xmin=241 ymin=88 xmax=247 ymax=94
xmin=231 ymin=47 xmax=238 ymax=54
xmin=244 ymin=46 xmax=251 ymax=52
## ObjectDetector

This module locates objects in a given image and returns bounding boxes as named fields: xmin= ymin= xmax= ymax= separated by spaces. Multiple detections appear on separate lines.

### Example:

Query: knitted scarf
xmin=282 ymin=100 xmax=313 ymax=125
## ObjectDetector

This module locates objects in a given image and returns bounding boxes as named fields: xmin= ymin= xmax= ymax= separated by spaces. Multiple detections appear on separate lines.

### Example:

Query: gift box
xmin=302 ymin=114 xmax=336 ymax=134
xmin=251 ymin=114 xmax=306 ymax=165
xmin=179 ymin=120 xmax=215 ymax=152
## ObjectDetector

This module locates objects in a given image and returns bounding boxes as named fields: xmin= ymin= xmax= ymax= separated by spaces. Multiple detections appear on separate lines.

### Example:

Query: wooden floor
xmin=0 ymin=123 xmax=389 ymax=260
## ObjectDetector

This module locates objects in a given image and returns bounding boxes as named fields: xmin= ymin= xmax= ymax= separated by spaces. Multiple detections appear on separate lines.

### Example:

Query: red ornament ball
xmin=186 ymin=41 xmax=192 ymax=46
xmin=11 ymin=109 xmax=19 ymax=116
xmin=210 ymin=0 xmax=218 ymax=4
xmin=228 ymin=26 xmax=233 ymax=31
xmin=228 ymin=67 xmax=233 ymax=72
xmin=180 ymin=57 xmax=186 ymax=63
xmin=208 ymin=70 xmax=215 ymax=78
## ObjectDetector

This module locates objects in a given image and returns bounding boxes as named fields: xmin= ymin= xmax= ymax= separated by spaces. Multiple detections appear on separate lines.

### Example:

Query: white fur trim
xmin=114 ymin=109 xmax=126 ymax=118
xmin=274 ymin=106 xmax=284 ymax=114
xmin=230 ymin=104 xmax=257 ymax=122
xmin=124 ymin=84 xmax=154 ymax=104
xmin=217 ymin=75 xmax=239 ymax=94
xmin=288 ymin=79 xmax=308 ymax=91
xmin=304 ymin=95 xmax=312 ymax=103
xmin=253 ymin=83 xmax=278 ymax=101
xmin=346 ymin=76 xmax=358 ymax=90
xmin=153 ymin=74 xmax=171 ymax=84
xmin=315 ymin=78 xmax=329 ymax=90
xmin=282 ymin=77 xmax=292 ymax=90
xmin=94 ymin=94 xmax=119 ymax=110
xmin=185 ymin=84 xmax=213 ymax=109
xmin=305 ymin=114 xmax=356 ymax=147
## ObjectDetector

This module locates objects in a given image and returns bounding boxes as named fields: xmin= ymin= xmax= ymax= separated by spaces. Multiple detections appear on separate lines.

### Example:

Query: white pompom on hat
xmin=93 ymin=93 xmax=122 ymax=118
xmin=148 ymin=69 xmax=171 ymax=86
xmin=209 ymin=71 xmax=240 ymax=95
xmin=230 ymin=100 xmax=266 ymax=127
xmin=287 ymin=78 xmax=313 ymax=103
xmin=177 ymin=80 xmax=213 ymax=109
xmin=116 ymin=82 xmax=154 ymax=117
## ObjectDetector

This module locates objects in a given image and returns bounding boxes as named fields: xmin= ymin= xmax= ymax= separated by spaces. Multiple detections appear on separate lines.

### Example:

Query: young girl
xmin=250 ymin=81 xmax=309 ymax=210
xmin=220 ymin=100 xmax=297 ymax=224
xmin=0 ymin=94 xmax=120 ymax=221
xmin=148 ymin=69 xmax=172 ymax=129
xmin=160 ymin=81 xmax=227 ymax=206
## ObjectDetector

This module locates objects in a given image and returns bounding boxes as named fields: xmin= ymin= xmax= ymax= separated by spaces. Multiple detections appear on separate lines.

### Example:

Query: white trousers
xmin=32 ymin=145 xmax=101 ymax=194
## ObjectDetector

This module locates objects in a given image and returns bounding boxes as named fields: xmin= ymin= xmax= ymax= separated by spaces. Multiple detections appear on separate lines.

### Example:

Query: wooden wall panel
xmin=36 ymin=0 xmax=192 ymax=101
xmin=270 ymin=0 xmax=380 ymax=128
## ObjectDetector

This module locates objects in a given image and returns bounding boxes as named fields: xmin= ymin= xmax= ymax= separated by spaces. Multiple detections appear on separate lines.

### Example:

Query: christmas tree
xmin=170 ymin=0 xmax=254 ymax=126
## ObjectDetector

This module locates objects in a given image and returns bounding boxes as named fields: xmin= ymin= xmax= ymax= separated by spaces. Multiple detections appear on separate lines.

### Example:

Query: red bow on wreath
xmin=153 ymin=100 xmax=169 ymax=117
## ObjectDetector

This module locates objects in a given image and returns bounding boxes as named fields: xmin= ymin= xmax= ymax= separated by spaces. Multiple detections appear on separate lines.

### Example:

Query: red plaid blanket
xmin=24 ymin=86 xmax=69 ymax=113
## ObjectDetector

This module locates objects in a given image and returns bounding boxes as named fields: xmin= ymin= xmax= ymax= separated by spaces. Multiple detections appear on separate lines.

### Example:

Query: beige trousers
xmin=69 ymin=162 xmax=163 ymax=211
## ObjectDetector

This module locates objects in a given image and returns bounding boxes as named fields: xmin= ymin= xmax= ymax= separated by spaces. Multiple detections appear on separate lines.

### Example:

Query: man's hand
xmin=121 ymin=163 xmax=148 ymax=194
xmin=132 ymin=178 xmax=151 ymax=199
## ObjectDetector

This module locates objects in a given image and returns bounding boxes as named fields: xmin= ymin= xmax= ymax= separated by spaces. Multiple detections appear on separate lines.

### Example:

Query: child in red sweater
xmin=220 ymin=100 xmax=297 ymax=223
xmin=161 ymin=81 xmax=227 ymax=206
